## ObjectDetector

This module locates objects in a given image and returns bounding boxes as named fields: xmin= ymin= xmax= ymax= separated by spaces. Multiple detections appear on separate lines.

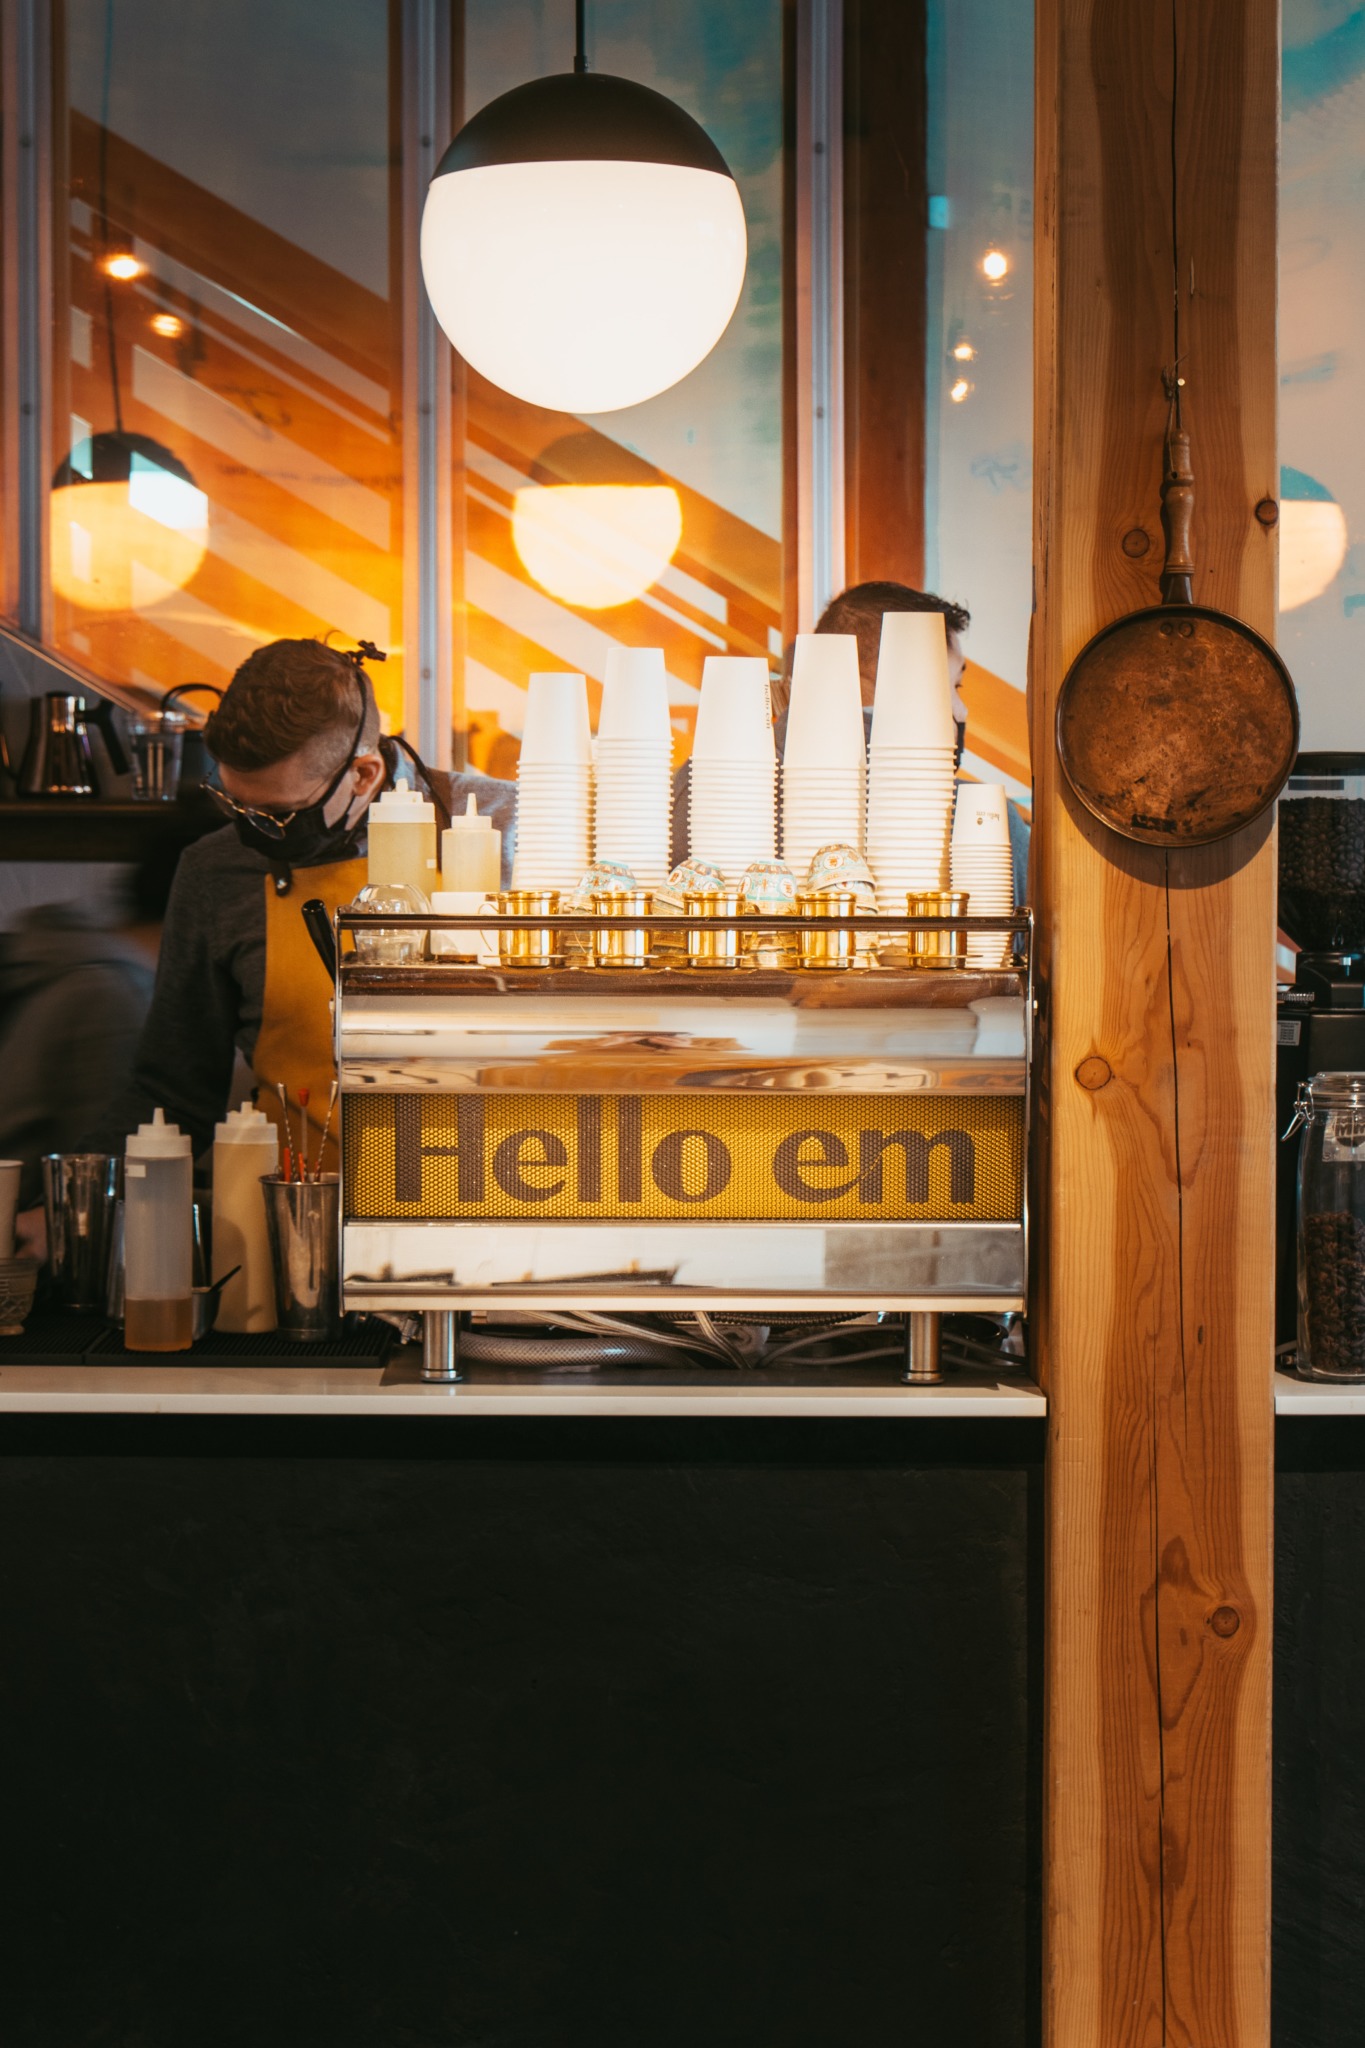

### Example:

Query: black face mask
xmin=230 ymin=784 xmax=368 ymax=877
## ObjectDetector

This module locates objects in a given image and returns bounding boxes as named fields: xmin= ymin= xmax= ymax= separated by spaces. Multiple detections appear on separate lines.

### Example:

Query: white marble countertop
xmin=5 ymin=1362 xmax=1353 ymax=1420
xmin=0 ymin=1358 xmax=1047 ymax=1419
xmin=1274 ymin=1368 xmax=1365 ymax=1414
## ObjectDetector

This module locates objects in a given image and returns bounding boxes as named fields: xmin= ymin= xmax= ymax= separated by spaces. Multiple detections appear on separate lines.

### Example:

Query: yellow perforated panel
xmin=344 ymin=1092 xmax=1023 ymax=1223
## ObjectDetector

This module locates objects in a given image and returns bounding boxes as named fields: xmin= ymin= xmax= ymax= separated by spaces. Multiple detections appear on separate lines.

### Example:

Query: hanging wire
xmin=98 ymin=0 xmax=125 ymax=434
xmin=574 ymin=0 xmax=588 ymax=73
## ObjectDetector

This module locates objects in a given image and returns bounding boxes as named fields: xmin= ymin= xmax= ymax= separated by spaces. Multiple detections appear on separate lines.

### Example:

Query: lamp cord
xmin=99 ymin=0 xmax=125 ymax=434
xmin=574 ymin=0 xmax=587 ymax=72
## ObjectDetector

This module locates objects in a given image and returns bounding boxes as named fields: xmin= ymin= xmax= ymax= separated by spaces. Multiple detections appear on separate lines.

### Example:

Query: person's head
xmin=813 ymin=581 xmax=970 ymax=714
xmin=203 ymin=639 xmax=385 ymax=837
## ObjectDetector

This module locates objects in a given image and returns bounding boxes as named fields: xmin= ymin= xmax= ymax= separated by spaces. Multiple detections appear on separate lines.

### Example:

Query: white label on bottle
xmin=126 ymin=1162 xmax=147 ymax=1178
xmin=1323 ymin=1111 xmax=1365 ymax=1161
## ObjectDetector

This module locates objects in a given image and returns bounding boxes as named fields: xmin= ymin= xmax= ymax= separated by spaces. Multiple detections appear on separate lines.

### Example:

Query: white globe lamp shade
xmin=420 ymin=72 xmax=747 ymax=415
xmin=50 ymin=431 xmax=208 ymax=612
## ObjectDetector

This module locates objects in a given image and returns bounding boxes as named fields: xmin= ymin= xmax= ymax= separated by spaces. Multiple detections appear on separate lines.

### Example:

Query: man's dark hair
xmin=815 ymin=581 xmax=970 ymax=696
xmin=204 ymin=639 xmax=379 ymax=773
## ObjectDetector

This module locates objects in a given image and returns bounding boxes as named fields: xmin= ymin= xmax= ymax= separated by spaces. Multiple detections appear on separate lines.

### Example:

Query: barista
xmin=82 ymin=637 xmax=512 ymax=1175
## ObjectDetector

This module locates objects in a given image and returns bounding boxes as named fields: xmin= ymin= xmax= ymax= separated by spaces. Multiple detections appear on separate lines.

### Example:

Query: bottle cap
xmin=444 ymin=793 xmax=493 ymax=832
xmin=370 ymin=786 xmax=435 ymax=821
xmin=214 ymin=1101 xmax=279 ymax=1146
xmin=126 ymin=1106 xmax=192 ymax=1159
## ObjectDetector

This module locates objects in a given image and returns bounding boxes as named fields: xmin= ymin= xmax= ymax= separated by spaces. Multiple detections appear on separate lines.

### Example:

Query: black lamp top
xmin=433 ymin=71 xmax=733 ymax=181
xmin=52 ymin=428 xmax=197 ymax=492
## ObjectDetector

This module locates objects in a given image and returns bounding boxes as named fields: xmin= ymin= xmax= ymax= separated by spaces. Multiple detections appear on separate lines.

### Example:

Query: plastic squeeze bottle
xmin=367 ymin=785 xmax=438 ymax=898
xmin=124 ymin=1108 xmax=193 ymax=1352
xmin=440 ymin=792 xmax=501 ymax=893
xmin=212 ymin=1102 xmax=279 ymax=1333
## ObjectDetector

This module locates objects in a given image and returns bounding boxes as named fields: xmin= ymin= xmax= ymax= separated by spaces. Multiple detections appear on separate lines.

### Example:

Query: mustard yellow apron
xmin=251 ymin=858 xmax=366 ymax=1177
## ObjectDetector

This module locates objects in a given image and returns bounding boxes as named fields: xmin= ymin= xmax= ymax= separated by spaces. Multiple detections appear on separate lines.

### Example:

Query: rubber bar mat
xmin=0 ymin=1311 xmax=114 ymax=1366
xmin=3 ymin=1315 xmax=395 ymax=1371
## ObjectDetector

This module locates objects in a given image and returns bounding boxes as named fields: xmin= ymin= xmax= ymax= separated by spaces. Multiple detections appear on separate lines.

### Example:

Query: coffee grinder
xmin=1275 ymin=752 xmax=1365 ymax=1350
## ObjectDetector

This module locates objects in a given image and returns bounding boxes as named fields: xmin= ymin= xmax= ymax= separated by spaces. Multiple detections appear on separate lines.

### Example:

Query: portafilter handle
xmin=301 ymin=898 xmax=339 ymax=979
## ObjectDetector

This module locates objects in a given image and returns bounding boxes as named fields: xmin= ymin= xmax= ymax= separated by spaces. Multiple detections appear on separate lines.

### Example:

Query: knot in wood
xmin=1211 ymin=1605 xmax=1241 ymax=1638
xmin=1255 ymin=497 xmax=1279 ymax=528
xmin=1121 ymin=527 xmax=1151 ymax=558
xmin=1074 ymin=1055 xmax=1112 ymax=1092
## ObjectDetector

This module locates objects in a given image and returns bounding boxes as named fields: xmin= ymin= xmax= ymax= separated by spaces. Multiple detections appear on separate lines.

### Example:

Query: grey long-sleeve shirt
xmin=85 ymin=769 xmax=516 ymax=1159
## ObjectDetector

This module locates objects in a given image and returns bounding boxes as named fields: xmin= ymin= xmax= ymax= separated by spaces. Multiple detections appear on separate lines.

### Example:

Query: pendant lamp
xmin=510 ymin=429 xmax=683 ymax=609
xmin=50 ymin=430 xmax=209 ymax=613
xmin=420 ymin=5 xmax=747 ymax=415
xmin=52 ymin=11 xmax=208 ymax=615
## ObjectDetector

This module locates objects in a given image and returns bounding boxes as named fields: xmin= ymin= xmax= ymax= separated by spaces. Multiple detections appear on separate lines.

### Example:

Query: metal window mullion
xmin=401 ymin=0 xmax=453 ymax=768
xmin=795 ymin=0 xmax=845 ymax=634
xmin=1 ymin=0 xmax=52 ymax=639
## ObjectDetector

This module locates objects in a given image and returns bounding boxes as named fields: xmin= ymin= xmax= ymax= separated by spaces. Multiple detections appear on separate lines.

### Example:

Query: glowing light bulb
xmin=511 ymin=483 xmax=683 ymax=609
xmin=952 ymin=341 xmax=976 ymax=361
xmin=950 ymin=378 xmax=972 ymax=404
xmin=982 ymin=248 xmax=1009 ymax=282
xmin=49 ymin=434 xmax=208 ymax=612
xmin=150 ymin=312 xmax=184 ymax=339
xmin=102 ymin=252 xmax=144 ymax=281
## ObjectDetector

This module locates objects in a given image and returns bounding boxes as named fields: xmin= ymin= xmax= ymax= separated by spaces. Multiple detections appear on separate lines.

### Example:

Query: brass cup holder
xmin=796 ymin=889 xmax=859 ymax=970
xmin=590 ymin=890 xmax=654 ymax=968
xmin=743 ymin=906 xmax=798 ymax=968
xmin=906 ymin=890 xmax=969 ymax=969
xmin=684 ymin=889 xmax=743 ymax=968
xmin=496 ymin=889 xmax=561 ymax=968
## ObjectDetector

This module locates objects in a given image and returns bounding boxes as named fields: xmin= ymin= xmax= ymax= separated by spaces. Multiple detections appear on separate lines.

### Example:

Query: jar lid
xmin=1307 ymin=1071 xmax=1365 ymax=1110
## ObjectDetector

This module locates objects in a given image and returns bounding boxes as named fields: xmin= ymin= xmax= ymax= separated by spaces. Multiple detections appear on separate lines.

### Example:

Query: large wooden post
xmin=1032 ymin=4 xmax=1277 ymax=2044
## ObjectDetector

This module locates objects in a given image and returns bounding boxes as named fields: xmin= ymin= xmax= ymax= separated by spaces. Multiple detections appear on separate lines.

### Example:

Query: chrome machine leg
xmin=902 ymin=1311 xmax=944 ymax=1386
xmin=421 ymin=1309 xmax=464 ymax=1383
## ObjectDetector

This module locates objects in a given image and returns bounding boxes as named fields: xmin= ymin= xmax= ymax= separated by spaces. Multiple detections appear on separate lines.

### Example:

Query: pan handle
xmin=1160 ymin=427 xmax=1195 ymax=606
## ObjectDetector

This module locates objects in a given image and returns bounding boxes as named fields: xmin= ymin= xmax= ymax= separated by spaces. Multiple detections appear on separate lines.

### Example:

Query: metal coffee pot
xmin=19 ymin=692 xmax=128 ymax=797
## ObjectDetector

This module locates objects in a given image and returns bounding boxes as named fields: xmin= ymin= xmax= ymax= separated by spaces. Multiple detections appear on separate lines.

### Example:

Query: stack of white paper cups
xmin=593 ymin=646 xmax=673 ymax=886
xmin=688 ymin=655 xmax=777 ymax=876
xmin=951 ymin=781 xmax=1014 ymax=966
xmin=781 ymin=632 xmax=865 ymax=874
xmin=512 ymin=671 xmax=593 ymax=889
xmin=865 ymin=612 xmax=957 ymax=909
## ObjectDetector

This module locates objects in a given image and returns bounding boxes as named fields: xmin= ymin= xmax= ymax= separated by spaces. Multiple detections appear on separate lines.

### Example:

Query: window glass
xmin=1280 ymin=1 xmax=1365 ymax=743
xmin=50 ymin=0 xmax=406 ymax=729
xmin=458 ymin=1 xmax=786 ymax=774
xmin=923 ymin=0 xmax=1033 ymax=808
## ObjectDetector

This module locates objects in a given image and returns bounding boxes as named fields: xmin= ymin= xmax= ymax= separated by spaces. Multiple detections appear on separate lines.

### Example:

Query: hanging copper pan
xmin=1055 ymin=424 xmax=1298 ymax=847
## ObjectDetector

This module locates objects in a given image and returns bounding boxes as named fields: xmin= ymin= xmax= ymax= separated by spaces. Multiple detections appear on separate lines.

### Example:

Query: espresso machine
xmin=1275 ymin=752 xmax=1365 ymax=1348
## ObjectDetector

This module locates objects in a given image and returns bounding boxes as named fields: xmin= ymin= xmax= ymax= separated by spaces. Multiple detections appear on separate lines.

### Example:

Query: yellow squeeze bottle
xmin=367 ymin=785 xmax=438 ymax=899
xmin=440 ymin=792 xmax=501 ymax=893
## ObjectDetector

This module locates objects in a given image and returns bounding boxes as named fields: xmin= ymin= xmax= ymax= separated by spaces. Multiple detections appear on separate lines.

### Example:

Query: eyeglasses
xmin=201 ymin=781 xmax=310 ymax=839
